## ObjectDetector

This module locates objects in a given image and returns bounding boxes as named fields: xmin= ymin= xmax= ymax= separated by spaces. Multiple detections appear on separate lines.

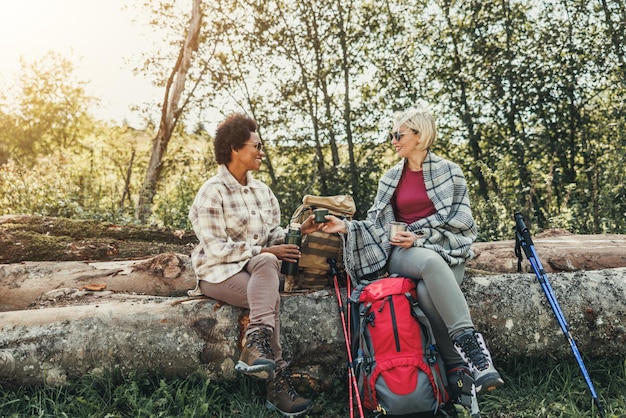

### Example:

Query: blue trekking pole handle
xmin=513 ymin=213 xmax=605 ymax=418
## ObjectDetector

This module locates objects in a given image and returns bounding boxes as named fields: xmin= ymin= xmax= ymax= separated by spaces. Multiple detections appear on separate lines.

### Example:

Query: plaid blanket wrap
xmin=343 ymin=152 xmax=477 ymax=283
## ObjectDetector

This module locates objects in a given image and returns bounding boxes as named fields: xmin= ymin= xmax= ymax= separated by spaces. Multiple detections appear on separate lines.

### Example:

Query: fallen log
xmin=469 ymin=230 xmax=626 ymax=273
xmin=4 ymin=228 xmax=626 ymax=312
xmin=2 ymin=215 xmax=626 ymax=274
xmin=0 ymin=215 xmax=195 ymax=264
xmin=1 ymin=268 xmax=625 ymax=388
xmin=0 ymin=291 xmax=342 ymax=389
xmin=0 ymin=253 xmax=196 ymax=312
xmin=467 ymin=230 xmax=626 ymax=273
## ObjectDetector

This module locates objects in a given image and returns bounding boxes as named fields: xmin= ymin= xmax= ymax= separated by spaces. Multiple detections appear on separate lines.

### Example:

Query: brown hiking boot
xmin=266 ymin=366 xmax=312 ymax=417
xmin=235 ymin=327 xmax=275 ymax=379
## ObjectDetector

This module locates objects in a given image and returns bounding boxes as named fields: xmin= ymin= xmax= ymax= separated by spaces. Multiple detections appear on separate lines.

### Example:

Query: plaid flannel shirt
xmin=188 ymin=165 xmax=285 ymax=288
xmin=343 ymin=151 xmax=477 ymax=282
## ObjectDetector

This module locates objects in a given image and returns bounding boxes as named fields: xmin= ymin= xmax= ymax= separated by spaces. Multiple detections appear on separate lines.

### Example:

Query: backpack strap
xmin=406 ymin=292 xmax=437 ymax=347
xmin=359 ymin=302 xmax=375 ymax=372
xmin=354 ymin=301 xmax=377 ymax=411
xmin=406 ymin=291 xmax=449 ymax=406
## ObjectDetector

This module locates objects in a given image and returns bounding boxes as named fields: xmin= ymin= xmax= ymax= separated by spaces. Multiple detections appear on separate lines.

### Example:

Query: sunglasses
xmin=388 ymin=129 xmax=418 ymax=142
xmin=243 ymin=142 xmax=264 ymax=152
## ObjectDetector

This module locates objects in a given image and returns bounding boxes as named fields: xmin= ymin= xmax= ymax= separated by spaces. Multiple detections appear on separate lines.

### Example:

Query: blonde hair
xmin=392 ymin=107 xmax=437 ymax=150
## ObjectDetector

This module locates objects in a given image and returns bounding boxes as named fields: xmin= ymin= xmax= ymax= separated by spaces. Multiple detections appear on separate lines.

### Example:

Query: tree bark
xmin=135 ymin=0 xmax=203 ymax=223
xmin=1 ymin=268 xmax=625 ymax=388
xmin=0 ymin=253 xmax=195 ymax=312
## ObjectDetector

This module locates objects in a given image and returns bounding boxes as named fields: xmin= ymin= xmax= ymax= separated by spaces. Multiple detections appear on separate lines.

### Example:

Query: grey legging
xmin=388 ymin=246 xmax=473 ymax=368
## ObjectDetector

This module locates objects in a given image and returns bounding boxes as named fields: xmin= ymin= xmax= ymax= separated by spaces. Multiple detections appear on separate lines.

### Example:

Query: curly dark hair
xmin=214 ymin=113 xmax=258 ymax=165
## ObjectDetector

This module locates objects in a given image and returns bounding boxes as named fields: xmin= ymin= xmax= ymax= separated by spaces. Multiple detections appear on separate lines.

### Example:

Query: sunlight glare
xmin=0 ymin=0 xmax=162 ymax=124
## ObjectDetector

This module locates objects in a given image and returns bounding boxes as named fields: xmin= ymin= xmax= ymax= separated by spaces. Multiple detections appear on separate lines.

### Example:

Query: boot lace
xmin=248 ymin=328 xmax=274 ymax=359
xmin=458 ymin=333 xmax=489 ymax=370
xmin=275 ymin=367 xmax=299 ymax=400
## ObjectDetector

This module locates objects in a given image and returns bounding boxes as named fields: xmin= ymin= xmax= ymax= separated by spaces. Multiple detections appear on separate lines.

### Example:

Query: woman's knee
xmin=415 ymin=252 xmax=454 ymax=281
xmin=389 ymin=247 xmax=447 ymax=278
xmin=421 ymin=250 xmax=449 ymax=268
xmin=248 ymin=252 xmax=280 ymax=291
xmin=251 ymin=252 xmax=280 ymax=270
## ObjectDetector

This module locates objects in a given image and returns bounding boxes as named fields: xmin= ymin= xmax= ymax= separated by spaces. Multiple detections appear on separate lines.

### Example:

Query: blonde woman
xmin=320 ymin=107 xmax=504 ymax=397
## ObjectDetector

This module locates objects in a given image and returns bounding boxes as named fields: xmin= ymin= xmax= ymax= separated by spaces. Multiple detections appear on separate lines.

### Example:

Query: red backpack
xmin=349 ymin=276 xmax=450 ymax=415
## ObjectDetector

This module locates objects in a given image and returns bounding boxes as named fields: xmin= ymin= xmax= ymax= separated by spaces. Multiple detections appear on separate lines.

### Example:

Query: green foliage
xmin=2 ymin=0 xmax=626 ymax=238
xmin=0 ymin=52 xmax=96 ymax=163
xmin=152 ymin=130 xmax=216 ymax=229
xmin=0 ymin=358 xmax=624 ymax=417
xmin=0 ymin=149 xmax=133 ymax=223
xmin=0 ymin=369 xmax=227 ymax=418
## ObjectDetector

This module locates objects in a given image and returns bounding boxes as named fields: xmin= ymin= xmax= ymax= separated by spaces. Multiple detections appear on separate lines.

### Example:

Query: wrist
xmin=412 ymin=231 xmax=424 ymax=247
xmin=340 ymin=220 xmax=349 ymax=234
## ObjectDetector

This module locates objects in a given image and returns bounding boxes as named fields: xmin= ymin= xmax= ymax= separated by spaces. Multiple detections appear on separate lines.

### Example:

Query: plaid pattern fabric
xmin=188 ymin=165 xmax=285 ymax=286
xmin=343 ymin=152 xmax=477 ymax=282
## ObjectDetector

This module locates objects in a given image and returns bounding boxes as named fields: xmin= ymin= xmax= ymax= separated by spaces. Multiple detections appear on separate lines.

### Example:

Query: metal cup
xmin=313 ymin=208 xmax=329 ymax=223
xmin=388 ymin=221 xmax=407 ymax=241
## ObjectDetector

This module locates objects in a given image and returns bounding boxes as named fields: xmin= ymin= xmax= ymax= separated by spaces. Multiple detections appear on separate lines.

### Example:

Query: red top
xmin=392 ymin=165 xmax=436 ymax=224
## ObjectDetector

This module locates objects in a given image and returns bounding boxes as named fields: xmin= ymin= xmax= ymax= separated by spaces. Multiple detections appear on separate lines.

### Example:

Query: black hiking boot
xmin=446 ymin=365 xmax=481 ymax=417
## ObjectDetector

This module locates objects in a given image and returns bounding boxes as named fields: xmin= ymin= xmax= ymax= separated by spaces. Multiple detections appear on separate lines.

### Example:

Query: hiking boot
xmin=266 ymin=366 xmax=312 ymax=417
xmin=235 ymin=327 xmax=275 ymax=379
xmin=453 ymin=330 xmax=504 ymax=393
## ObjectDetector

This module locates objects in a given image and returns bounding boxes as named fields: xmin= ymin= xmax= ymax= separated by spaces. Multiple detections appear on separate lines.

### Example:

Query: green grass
xmin=477 ymin=356 xmax=626 ymax=418
xmin=1 ymin=357 xmax=624 ymax=417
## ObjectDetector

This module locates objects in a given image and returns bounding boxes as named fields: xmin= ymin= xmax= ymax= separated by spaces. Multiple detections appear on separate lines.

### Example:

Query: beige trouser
xmin=200 ymin=253 xmax=287 ymax=369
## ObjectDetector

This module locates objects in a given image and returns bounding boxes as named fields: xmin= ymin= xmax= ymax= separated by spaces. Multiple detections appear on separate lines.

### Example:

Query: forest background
xmin=1 ymin=0 xmax=625 ymax=241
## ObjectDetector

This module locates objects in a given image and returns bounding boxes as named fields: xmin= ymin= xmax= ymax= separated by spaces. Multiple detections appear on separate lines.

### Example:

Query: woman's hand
xmin=319 ymin=215 xmax=347 ymax=234
xmin=300 ymin=214 xmax=319 ymax=235
xmin=391 ymin=231 xmax=421 ymax=248
xmin=263 ymin=244 xmax=301 ymax=263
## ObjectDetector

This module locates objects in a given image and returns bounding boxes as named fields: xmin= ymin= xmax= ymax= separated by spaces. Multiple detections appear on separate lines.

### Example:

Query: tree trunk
xmin=4 ymin=230 xmax=626 ymax=312
xmin=1 ymin=268 xmax=625 ymax=388
xmin=135 ymin=0 xmax=203 ymax=223
xmin=469 ymin=230 xmax=626 ymax=273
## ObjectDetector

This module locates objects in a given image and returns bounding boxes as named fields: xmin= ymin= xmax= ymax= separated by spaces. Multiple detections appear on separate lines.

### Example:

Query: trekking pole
xmin=329 ymin=258 xmax=365 ymax=418
xmin=345 ymin=267 xmax=354 ymax=417
xmin=513 ymin=213 xmax=605 ymax=418
xmin=328 ymin=258 xmax=354 ymax=418
xmin=345 ymin=273 xmax=354 ymax=418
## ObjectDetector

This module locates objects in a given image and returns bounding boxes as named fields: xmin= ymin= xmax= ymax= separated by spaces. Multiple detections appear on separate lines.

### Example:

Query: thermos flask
xmin=280 ymin=222 xmax=302 ymax=276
